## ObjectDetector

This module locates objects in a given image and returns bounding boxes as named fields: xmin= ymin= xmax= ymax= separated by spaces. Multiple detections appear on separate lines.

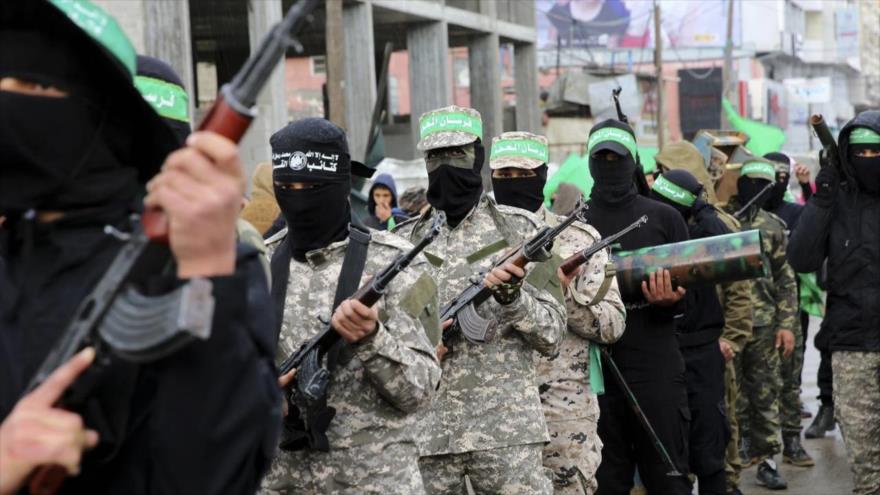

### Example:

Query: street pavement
xmin=741 ymin=316 xmax=854 ymax=495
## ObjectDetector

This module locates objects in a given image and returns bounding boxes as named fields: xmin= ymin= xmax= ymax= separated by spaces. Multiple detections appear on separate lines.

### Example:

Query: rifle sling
xmin=326 ymin=225 xmax=372 ymax=370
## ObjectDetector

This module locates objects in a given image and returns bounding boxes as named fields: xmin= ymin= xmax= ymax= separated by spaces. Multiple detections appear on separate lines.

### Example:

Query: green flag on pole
xmin=722 ymin=98 xmax=786 ymax=156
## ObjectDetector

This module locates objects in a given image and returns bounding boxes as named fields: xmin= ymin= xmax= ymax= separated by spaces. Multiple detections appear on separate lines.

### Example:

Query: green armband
xmin=589 ymin=343 xmax=605 ymax=396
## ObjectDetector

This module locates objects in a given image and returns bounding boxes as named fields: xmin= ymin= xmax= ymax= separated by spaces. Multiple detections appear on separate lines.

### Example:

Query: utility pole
xmin=325 ymin=0 xmax=346 ymax=129
xmin=722 ymin=0 xmax=735 ymax=129
xmin=653 ymin=1 xmax=665 ymax=149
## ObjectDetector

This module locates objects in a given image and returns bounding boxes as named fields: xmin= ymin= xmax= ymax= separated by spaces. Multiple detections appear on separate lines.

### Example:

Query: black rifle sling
xmin=270 ymin=234 xmax=293 ymax=338
xmin=325 ymin=225 xmax=371 ymax=372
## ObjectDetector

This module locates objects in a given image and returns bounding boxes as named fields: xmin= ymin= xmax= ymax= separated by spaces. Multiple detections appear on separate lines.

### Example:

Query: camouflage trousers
xmin=259 ymin=442 xmax=424 ymax=495
xmin=779 ymin=325 xmax=805 ymax=434
xmin=832 ymin=351 xmax=880 ymax=495
xmin=543 ymin=399 xmax=602 ymax=494
xmin=735 ymin=325 xmax=782 ymax=459
xmin=419 ymin=443 xmax=553 ymax=495
xmin=723 ymin=359 xmax=742 ymax=493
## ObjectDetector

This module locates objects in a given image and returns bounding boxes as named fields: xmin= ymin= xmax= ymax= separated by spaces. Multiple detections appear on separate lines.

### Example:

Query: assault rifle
xmin=733 ymin=182 xmax=774 ymax=219
xmin=558 ymin=215 xmax=647 ymax=276
xmin=440 ymin=203 xmax=589 ymax=345
xmin=279 ymin=212 xmax=445 ymax=452
xmin=810 ymin=114 xmax=840 ymax=171
xmin=26 ymin=1 xmax=320 ymax=492
xmin=612 ymin=86 xmax=629 ymax=124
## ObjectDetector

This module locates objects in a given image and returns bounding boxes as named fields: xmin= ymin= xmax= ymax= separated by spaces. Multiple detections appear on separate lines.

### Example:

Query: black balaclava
xmin=763 ymin=152 xmax=790 ymax=210
xmin=0 ymin=31 xmax=138 ymax=216
xmin=849 ymin=144 xmax=880 ymax=195
xmin=587 ymin=119 xmax=638 ymax=205
xmin=136 ymin=55 xmax=191 ymax=145
xmin=426 ymin=139 xmax=485 ymax=227
xmin=492 ymin=165 xmax=548 ymax=213
xmin=736 ymin=176 xmax=771 ymax=211
xmin=271 ymin=118 xmax=353 ymax=261
xmin=650 ymin=169 xmax=702 ymax=219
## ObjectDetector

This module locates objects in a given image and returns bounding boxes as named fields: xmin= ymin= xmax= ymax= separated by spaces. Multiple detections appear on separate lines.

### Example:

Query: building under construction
xmin=97 ymin=0 xmax=542 ymax=179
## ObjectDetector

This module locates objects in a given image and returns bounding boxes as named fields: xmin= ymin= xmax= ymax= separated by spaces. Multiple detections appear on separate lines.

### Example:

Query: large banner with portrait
xmin=537 ymin=0 xmax=739 ymax=50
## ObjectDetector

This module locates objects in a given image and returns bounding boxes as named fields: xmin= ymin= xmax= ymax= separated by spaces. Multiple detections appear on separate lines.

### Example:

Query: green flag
xmin=722 ymin=98 xmax=786 ymax=156
xmin=544 ymin=152 xmax=592 ymax=206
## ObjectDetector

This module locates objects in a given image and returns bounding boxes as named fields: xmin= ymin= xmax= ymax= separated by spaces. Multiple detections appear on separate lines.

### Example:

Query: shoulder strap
xmin=270 ymin=236 xmax=292 ymax=336
xmin=325 ymin=225 xmax=371 ymax=371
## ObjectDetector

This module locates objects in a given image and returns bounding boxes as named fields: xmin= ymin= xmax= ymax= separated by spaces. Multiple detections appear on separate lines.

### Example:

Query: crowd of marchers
xmin=2 ymin=2 xmax=879 ymax=495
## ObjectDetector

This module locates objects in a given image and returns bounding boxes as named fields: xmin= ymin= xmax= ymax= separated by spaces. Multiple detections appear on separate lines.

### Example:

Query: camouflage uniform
xmin=535 ymin=208 xmax=626 ymax=495
xmin=394 ymin=196 xmax=566 ymax=495
xmin=260 ymin=228 xmax=442 ymax=495
xmin=714 ymin=210 xmax=754 ymax=493
xmin=722 ymin=199 xmax=798 ymax=461
xmin=832 ymin=352 xmax=880 ymax=495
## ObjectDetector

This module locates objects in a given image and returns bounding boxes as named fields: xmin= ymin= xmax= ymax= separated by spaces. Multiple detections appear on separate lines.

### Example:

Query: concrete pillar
xmin=343 ymin=2 xmax=377 ymax=162
xmin=239 ymin=0 xmax=288 ymax=181
xmin=469 ymin=32 xmax=502 ymax=188
xmin=407 ymin=21 xmax=451 ymax=157
xmin=143 ymin=1 xmax=195 ymax=125
xmin=514 ymin=42 xmax=541 ymax=134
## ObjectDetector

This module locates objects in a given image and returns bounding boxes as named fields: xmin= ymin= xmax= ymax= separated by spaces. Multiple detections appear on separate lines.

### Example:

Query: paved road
xmin=741 ymin=316 xmax=854 ymax=495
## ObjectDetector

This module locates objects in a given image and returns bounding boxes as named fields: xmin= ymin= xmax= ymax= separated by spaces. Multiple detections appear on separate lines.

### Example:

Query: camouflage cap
xmin=740 ymin=159 xmax=776 ymax=182
xmin=417 ymin=105 xmax=482 ymax=152
xmin=489 ymin=132 xmax=549 ymax=170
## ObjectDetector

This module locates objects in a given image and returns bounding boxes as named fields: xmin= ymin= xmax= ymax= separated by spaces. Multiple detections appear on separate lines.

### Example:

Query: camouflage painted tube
xmin=613 ymin=229 xmax=769 ymax=299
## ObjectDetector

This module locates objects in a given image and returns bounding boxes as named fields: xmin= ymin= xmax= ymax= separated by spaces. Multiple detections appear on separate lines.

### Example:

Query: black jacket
xmin=787 ymin=110 xmax=880 ymax=352
xmin=586 ymin=191 xmax=690 ymax=384
xmin=0 ymin=213 xmax=281 ymax=494
xmin=677 ymin=206 xmax=729 ymax=347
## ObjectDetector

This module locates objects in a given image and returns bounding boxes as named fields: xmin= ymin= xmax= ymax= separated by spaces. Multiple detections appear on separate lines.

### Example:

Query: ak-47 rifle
xmin=810 ymin=114 xmax=840 ymax=171
xmin=733 ymin=182 xmax=774 ymax=219
xmin=558 ymin=215 xmax=647 ymax=276
xmin=279 ymin=212 xmax=445 ymax=452
xmin=26 ymin=1 xmax=320 ymax=493
xmin=440 ymin=202 xmax=589 ymax=345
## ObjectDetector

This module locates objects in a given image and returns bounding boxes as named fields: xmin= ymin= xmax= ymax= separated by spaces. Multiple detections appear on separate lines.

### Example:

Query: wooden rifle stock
xmin=142 ymin=92 xmax=254 ymax=242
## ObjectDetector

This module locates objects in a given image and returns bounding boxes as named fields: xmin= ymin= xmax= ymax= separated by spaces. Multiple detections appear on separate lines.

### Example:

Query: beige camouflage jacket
xmin=394 ymin=195 xmax=566 ymax=456
xmin=535 ymin=208 xmax=626 ymax=422
xmin=722 ymin=200 xmax=798 ymax=333
xmin=712 ymin=209 xmax=754 ymax=353
xmin=265 ymin=228 xmax=442 ymax=449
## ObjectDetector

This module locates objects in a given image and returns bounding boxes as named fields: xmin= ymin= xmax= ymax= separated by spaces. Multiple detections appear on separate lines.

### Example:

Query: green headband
xmin=652 ymin=175 xmax=697 ymax=207
xmin=135 ymin=76 xmax=190 ymax=122
xmin=587 ymin=127 xmax=638 ymax=159
xmin=51 ymin=0 xmax=137 ymax=77
xmin=491 ymin=138 xmax=549 ymax=163
xmin=849 ymin=127 xmax=880 ymax=145
xmin=740 ymin=160 xmax=776 ymax=181
xmin=419 ymin=112 xmax=483 ymax=141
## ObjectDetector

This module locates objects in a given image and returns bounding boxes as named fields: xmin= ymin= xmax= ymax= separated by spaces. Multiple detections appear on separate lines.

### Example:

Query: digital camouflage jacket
xmin=394 ymin=195 xmax=566 ymax=456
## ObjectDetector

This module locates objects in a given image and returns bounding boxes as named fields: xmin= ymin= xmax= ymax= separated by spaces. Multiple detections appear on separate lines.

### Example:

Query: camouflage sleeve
xmin=717 ymin=279 xmax=753 ymax=353
xmin=565 ymin=248 xmax=626 ymax=344
xmin=492 ymin=280 xmax=566 ymax=356
xmin=352 ymin=263 xmax=442 ymax=413
xmin=770 ymin=230 xmax=799 ymax=334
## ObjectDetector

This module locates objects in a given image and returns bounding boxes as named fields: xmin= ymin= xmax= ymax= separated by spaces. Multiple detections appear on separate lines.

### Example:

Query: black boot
xmin=783 ymin=433 xmax=815 ymax=466
xmin=756 ymin=459 xmax=788 ymax=490
xmin=804 ymin=404 xmax=836 ymax=439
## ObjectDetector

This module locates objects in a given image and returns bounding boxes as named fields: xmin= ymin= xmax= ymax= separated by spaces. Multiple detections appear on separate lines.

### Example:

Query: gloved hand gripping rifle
xmin=440 ymin=202 xmax=589 ymax=345
xmin=25 ymin=1 xmax=319 ymax=493
xmin=278 ymin=212 xmax=445 ymax=452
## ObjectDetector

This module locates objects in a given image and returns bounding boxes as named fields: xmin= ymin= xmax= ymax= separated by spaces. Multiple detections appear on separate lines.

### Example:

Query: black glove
xmin=813 ymin=156 xmax=839 ymax=208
